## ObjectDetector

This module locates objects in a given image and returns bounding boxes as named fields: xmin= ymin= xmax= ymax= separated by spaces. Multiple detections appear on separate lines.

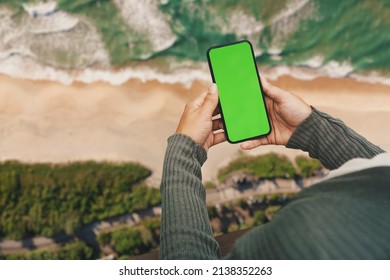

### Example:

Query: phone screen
xmin=207 ymin=40 xmax=271 ymax=143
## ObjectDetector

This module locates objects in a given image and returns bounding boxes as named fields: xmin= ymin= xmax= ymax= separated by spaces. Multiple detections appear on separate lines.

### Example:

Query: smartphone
xmin=207 ymin=40 xmax=271 ymax=143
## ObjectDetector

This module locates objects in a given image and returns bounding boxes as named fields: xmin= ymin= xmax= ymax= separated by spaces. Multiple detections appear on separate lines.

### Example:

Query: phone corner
xmin=206 ymin=46 xmax=214 ymax=58
xmin=226 ymin=138 xmax=238 ymax=144
xmin=241 ymin=39 xmax=252 ymax=45
xmin=224 ymin=131 xmax=238 ymax=144
xmin=263 ymin=125 xmax=272 ymax=137
xmin=225 ymin=134 xmax=248 ymax=145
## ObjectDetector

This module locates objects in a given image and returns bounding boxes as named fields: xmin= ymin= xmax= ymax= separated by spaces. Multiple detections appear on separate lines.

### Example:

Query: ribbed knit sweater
xmin=159 ymin=108 xmax=389 ymax=259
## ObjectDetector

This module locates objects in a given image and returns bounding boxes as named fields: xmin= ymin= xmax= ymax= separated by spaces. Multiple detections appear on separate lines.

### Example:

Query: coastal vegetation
xmin=0 ymin=161 xmax=160 ymax=240
xmin=0 ymin=191 xmax=294 ymax=260
xmin=205 ymin=193 xmax=291 ymax=235
xmin=217 ymin=153 xmax=323 ymax=183
xmin=0 ymin=153 xmax=321 ymax=259
xmin=218 ymin=153 xmax=296 ymax=182
xmin=94 ymin=193 xmax=292 ymax=259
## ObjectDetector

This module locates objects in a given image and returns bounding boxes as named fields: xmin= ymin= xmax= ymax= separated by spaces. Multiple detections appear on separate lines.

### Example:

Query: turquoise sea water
xmin=158 ymin=0 xmax=390 ymax=75
xmin=1 ymin=0 xmax=390 ymax=80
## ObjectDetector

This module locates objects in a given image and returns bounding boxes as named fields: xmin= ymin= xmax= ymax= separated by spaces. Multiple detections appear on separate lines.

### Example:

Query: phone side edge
xmin=206 ymin=47 xmax=236 ymax=144
xmin=246 ymin=40 xmax=273 ymax=138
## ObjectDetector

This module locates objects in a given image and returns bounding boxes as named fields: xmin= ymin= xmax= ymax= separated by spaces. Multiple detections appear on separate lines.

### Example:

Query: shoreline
xmin=0 ymin=73 xmax=389 ymax=181
xmin=2 ymin=56 xmax=390 ymax=87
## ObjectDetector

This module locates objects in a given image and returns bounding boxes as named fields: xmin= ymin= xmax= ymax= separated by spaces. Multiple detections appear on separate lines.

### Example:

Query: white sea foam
xmin=268 ymin=0 xmax=315 ymax=53
xmin=302 ymin=55 xmax=324 ymax=68
xmin=25 ymin=11 xmax=79 ymax=34
xmin=212 ymin=8 xmax=264 ymax=57
xmin=351 ymin=73 xmax=390 ymax=86
xmin=0 ymin=2 xmax=388 ymax=90
xmin=75 ymin=65 xmax=211 ymax=87
xmin=268 ymin=47 xmax=283 ymax=56
xmin=0 ymin=54 xmax=211 ymax=87
xmin=2 ymin=53 xmax=390 ymax=88
xmin=0 ymin=6 xmax=110 ymax=69
xmin=23 ymin=1 xmax=57 ymax=17
xmin=264 ymin=65 xmax=324 ymax=81
xmin=113 ymin=0 xmax=176 ymax=57
xmin=0 ymin=1 xmax=388 ymax=89
xmin=261 ymin=63 xmax=390 ymax=86
xmin=270 ymin=0 xmax=312 ymax=26
xmin=223 ymin=10 xmax=264 ymax=37
xmin=266 ymin=59 xmax=355 ymax=81
xmin=265 ymin=62 xmax=351 ymax=81
xmin=322 ymin=61 xmax=354 ymax=78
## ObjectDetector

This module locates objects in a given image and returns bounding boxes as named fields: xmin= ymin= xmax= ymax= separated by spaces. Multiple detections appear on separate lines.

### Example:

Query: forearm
xmin=286 ymin=108 xmax=385 ymax=170
xmin=159 ymin=134 xmax=220 ymax=259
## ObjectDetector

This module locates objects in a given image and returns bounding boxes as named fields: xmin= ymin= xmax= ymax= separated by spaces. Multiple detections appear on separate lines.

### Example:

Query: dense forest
xmin=0 ymin=161 xmax=160 ymax=240
xmin=0 ymin=191 xmax=295 ymax=260
xmin=0 ymin=154 xmax=322 ymax=259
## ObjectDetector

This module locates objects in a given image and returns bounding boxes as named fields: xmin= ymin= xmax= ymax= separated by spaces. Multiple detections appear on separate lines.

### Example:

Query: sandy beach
xmin=0 ymin=73 xmax=389 ymax=181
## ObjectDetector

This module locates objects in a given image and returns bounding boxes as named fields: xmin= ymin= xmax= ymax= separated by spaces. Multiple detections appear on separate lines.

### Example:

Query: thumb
xmin=201 ymin=84 xmax=219 ymax=114
xmin=260 ymin=77 xmax=286 ymax=102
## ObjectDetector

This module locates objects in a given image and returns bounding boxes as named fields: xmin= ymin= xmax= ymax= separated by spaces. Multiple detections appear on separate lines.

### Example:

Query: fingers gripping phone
xmin=207 ymin=40 xmax=271 ymax=143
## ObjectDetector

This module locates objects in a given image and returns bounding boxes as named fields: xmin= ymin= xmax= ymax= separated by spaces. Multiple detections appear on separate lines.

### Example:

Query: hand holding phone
xmin=207 ymin=40 xmax=271 ymax=143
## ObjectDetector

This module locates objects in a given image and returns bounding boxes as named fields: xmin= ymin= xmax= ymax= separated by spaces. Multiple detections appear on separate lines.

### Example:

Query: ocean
xmin=0 ymin=0 xmax=389 ymax=86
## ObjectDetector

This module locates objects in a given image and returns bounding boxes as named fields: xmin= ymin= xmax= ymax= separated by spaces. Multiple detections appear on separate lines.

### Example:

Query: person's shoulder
xmin=299 ymin=165 xmax=390 ymax=197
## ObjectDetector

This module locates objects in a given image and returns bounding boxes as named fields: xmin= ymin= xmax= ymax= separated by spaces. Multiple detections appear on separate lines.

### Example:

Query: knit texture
xmin=226 ymin=167 xmax=390 ymax=259
xmin=160 ymin=110 xmax=389 ymax=259
xmin=286 ymin=107 xmax=385 ymax=170
xmin=160 ymin=134 xmax=220 ymax=259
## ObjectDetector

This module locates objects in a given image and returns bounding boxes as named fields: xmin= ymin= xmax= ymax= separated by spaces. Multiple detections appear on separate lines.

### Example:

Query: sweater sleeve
xmin=159 ymin=134 xmax=221 ymax=260
xmin=286 ymin=107 xmax=385 ymax=170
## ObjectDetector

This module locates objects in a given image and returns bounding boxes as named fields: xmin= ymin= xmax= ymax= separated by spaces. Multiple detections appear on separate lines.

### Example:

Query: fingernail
xmin=209 ymin=84 xmax=217 ymax=95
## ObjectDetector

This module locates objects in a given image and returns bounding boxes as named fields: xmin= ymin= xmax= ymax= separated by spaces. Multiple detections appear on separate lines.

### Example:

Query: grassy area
xmin=217 ymin=153 xmax=296 ymax=182
xmin=0 ymin=161 xmax=160 ymax=240
xmin=217 ymin=153 xmax=324 ymax=183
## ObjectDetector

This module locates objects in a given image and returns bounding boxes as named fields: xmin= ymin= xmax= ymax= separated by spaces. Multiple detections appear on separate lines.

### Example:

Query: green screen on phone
xmin=207 ymin=40 xmax=271 ymax=143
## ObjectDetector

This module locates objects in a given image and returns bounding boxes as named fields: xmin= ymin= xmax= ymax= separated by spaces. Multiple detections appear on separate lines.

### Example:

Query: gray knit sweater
xmin=160 ymin=108 xmax=389 ymax=259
